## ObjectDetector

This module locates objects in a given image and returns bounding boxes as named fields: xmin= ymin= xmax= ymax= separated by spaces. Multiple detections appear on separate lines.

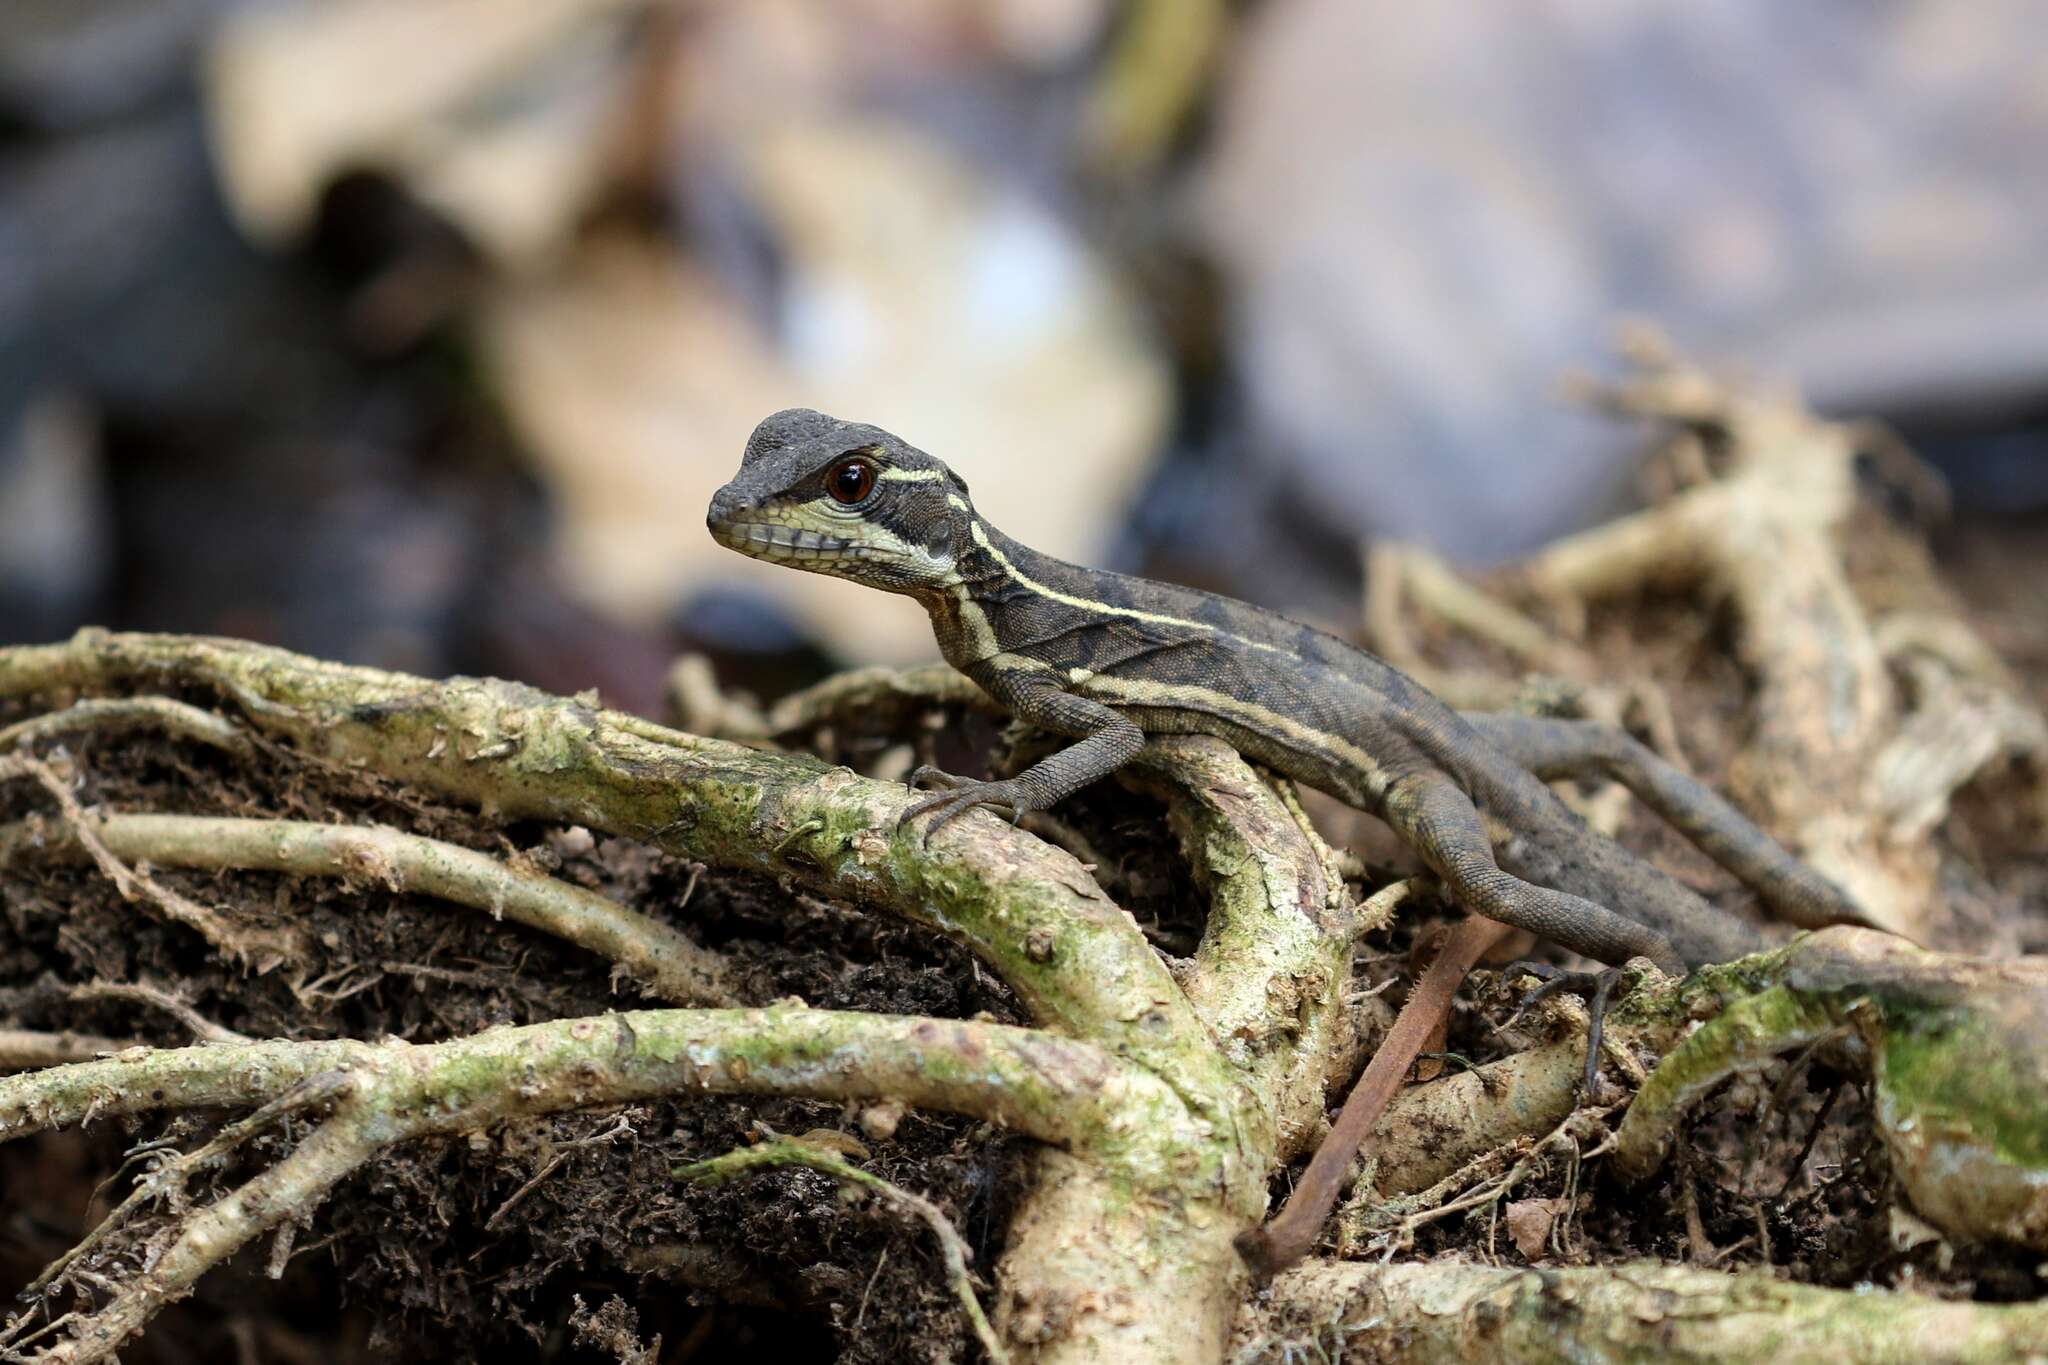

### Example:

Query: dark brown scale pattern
xmin=710 ymin=408 xmax=1872 ymax=975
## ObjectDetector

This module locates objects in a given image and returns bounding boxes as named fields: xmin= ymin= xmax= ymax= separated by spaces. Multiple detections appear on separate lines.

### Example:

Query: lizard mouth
xmin=711 ymin=519 xmax=859 ymax=564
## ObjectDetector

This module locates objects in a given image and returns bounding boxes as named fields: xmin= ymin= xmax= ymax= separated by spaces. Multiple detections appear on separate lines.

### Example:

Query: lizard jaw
xmin=710 ymin=510 xmax=959 ymax=591
xmin=710 ymin=520 xmax=860 ymax=565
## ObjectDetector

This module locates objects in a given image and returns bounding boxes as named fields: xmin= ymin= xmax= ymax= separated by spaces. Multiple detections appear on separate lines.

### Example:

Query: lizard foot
xmin=898 ymin=767 xmax=1031 ymax=845
xmin=1500 ymin=961 xmax=1629 ymax=1094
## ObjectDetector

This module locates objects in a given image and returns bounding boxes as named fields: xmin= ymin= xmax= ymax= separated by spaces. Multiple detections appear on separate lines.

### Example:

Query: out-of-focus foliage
xmin=204 ymin=0 xmax=1169 ymax=662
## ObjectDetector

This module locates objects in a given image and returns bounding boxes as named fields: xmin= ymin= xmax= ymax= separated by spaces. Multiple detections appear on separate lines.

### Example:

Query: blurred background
xmin=3 ymin=0 xmax=2046 ymax=715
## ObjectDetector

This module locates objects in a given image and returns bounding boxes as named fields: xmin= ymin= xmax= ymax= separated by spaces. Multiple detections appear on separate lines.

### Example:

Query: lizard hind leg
xmin=1384 ymin=771 xmax=1686 ymax=975
xmin=1462 ymin=713 xmax=1872 ymax=932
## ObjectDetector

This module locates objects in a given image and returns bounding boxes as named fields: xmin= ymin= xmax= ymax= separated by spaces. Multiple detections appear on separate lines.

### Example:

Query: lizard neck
xmin=917 ymin=515 xmax=1097 ymax=671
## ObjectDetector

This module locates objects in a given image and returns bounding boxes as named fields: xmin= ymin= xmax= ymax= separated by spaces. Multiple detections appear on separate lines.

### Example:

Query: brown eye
xmin=825 ymin=457 xmax=877 ymax=504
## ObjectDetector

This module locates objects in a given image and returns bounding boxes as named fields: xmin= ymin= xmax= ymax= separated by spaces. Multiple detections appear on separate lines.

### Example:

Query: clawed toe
xmin=907 ymin=764 xmax=964 ymax=792
xmin=1500 ymin=960 xmax=1630 ymax=1094
xmin=896 ymin=777 xmax=1023 ymax=844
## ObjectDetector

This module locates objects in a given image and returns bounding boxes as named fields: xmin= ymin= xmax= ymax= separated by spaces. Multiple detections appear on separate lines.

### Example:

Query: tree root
xmin=0 ymin=631 xmax=1324 ymax=1364
xmin=1241 ymin=1258 xmax=2048 ymax=1363
xmin=1 ymin=1007 xmax=1174 ymax=1364
xmin=0 ymin=812 xmax=732 ymax=1006
xmin=0 ymin=980 xmax=245 ymax=1045
xmin=0 ymin=1030 xmax=132 ymax=1070
xmin=1364 ymin=332 xmax=2047 ymax=945
xmin=1611 ymin=927 xmax=2048 ymax=1251
xmin=0 ymin=753 xmax=304 ymax=972
xmin=0 ymin=697 xmax=252 ymax=758
xmin=1338 ymin=1099 xmax=1621 ymax=1262
xmin=1527 ymin=333 xmax=2045 ymax=939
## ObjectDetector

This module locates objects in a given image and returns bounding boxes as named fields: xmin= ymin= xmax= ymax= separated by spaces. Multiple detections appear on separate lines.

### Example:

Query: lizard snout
xmin=705 ymin=483 xmax=753 ymax=532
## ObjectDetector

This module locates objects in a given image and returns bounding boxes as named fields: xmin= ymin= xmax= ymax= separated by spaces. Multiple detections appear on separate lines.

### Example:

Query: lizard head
xmin=708 ymin=408 xmax=974 ymax=595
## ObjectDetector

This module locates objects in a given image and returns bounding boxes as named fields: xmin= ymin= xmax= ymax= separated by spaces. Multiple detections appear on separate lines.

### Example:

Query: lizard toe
xmin=899 ymin=779 xmax=1024 ymax=843
xmin=907 ymin=764 xmax=968 ymax=792
xmin=1500 ymin=961 xmax=1632 ymax=1094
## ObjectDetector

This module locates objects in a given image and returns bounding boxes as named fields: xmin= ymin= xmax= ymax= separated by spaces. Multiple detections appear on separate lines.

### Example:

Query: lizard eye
xmin=825 ymin=456 xmax=877 ymax=505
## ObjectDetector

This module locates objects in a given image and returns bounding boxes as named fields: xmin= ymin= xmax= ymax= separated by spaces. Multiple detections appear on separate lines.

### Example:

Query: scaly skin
xmin=708 ymin=408 xmax=1869 ymax=973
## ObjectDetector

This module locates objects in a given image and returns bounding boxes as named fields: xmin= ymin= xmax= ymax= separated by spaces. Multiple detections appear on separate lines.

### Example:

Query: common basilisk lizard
xmin=709 ymin=408 xmax=1867 ymax=980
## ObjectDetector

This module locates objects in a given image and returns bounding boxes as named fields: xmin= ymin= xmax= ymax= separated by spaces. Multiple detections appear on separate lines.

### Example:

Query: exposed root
xmin=1527 ymin=335 xmax=2047 ymax=938
xmin=676 ymin=1136 xmax=1006 ymax=1364
xmin=0 ymin=979 xmax=246 ymax=1045
xmin=0 ymin=813 xmax=733 ymax=1006
xmin=1338 ymin=1101 xmax=1617 ymax=1261
xmin=1240 ymin=1258 xmax=2048 ymax=1362
xmin=0 ymin=634 xmax=1215 ymax=1091
xmin=1611 ymin=928 xmax=2048 ymax=1251
xmin=664 ymin=654 xmax=770 ymax=741
xmin=761 ymin=663 xmax=994 ymax=741
xmin=0 ymin=631 xmax=1297 ymax=1365
xmin=0 ymin=698 xmax=251 ymax=757
xmin=16 ymin=1070 xmax=354 ymax=1306
xmin=1123 ymin=735 xmax=1354 ymax=1155
xmin=0 ymin=1030 xmax=132 ymax=1070
xmin=0 ymin=1007 xmax=1177 ymax=1362
xmin=0 ymin=753 xmax=304 ymax=972
xmin=1365 ymin=335 xmax=2047 ymax=944
xmin=1355 ymin=876 xmax=1430 ymax=939
xmin=1365 ymin=541 xmax=1579 ymax=707
xmin=12 ymin=1102 xmax=380 ymax=1365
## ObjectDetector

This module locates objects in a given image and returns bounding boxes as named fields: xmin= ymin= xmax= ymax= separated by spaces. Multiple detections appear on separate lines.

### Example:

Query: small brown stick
xmin=675 ymin=1137 xmax=1006 ymax=1364
xmin=0 ymin=755 xmax=303 ymax=971
xmin=1238 ymin=914 xmax=1511 ymax=1276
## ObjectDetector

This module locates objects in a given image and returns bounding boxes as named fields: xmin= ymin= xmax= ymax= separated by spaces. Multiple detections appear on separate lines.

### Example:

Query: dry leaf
xmin=1504 ymin=1196 xmax=1570 ymax=1261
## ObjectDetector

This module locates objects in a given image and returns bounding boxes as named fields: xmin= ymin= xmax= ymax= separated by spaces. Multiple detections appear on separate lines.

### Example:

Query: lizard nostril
xmin=706 ymin=486 xmax=748 ymax=528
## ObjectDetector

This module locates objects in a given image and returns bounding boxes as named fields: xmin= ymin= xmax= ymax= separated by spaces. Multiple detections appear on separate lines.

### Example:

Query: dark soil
xmin=0 ymin=695 xmax=1029 ymax=1364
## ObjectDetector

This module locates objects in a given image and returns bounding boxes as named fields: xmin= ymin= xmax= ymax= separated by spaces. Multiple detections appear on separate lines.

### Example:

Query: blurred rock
xmin=1204 ymin=0 xmax=2048 ymax=559
xmin=0 ymin=395 xmax=110 ymax=641
xmin=0 ymin=0 xmax=222 ymax=131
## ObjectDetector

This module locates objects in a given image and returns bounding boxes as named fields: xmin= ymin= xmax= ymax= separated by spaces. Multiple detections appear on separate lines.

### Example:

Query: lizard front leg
xmin=900 ymin=675 xmax=1144 ymax=843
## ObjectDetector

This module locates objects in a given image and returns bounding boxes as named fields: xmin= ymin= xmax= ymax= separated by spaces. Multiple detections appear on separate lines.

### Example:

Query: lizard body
xmin=708 ymin=409 xmax=1868 ymax=974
